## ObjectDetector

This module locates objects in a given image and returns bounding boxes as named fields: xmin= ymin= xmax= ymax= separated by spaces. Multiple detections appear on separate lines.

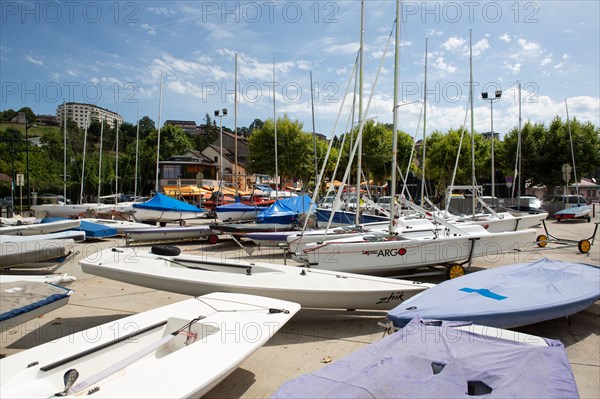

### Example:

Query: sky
xmin=1 ymin=0 xmax=599 ymax=139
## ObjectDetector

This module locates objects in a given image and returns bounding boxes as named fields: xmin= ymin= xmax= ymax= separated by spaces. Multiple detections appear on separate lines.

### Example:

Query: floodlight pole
xmin=482 ymin=90 xmax=502 ymax=207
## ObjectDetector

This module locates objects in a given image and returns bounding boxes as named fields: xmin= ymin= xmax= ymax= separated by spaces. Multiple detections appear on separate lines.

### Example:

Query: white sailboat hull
xmin=301 ymin=227 xmax=537 ymax=275
xmin=31 ymin=204 xmax=112 ymax=218
xmin=1 ymin=239 xmax=74 ymax=269
xmin=458 ymin=212 xmax=548 ymax=233
xmin=80 ymin=248 xmax=433 ymax=310
xmin=131 ymin=208 xmax=201 ymax=223
xmin=0 ymin=219 xmax=81 ymax=236
xmin=0 ymin=292 xmax=300 ymax=399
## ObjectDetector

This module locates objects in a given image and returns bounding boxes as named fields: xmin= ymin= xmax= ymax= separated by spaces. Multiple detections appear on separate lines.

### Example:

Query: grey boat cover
xmin=271 ymin=317 xmax=579 ymax=399
xmin=387 ymin=258 xmax=600 ymax=329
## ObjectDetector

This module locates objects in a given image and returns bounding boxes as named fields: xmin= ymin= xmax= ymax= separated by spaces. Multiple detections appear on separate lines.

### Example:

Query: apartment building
xmin=56 ymin=102 xmax=123 ymax=129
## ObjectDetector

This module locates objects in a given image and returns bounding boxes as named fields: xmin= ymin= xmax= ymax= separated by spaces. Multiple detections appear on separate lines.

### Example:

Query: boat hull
xmin=301 ymin=228 xmax=537 ymax=275
xmin=80 ymin=248 xmax=433 ymax=310
xmin=387 ymin=258 xmax=600 ymax=328
xmin=0 ymin=292 xmax=299 ymax=399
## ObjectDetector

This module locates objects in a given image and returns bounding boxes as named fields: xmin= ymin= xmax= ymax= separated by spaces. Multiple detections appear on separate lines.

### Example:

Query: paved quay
xmin=1 ymin=216 xmax=599 ymax=398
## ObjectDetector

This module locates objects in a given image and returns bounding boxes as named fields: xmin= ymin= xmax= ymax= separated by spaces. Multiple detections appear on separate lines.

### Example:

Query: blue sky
xmin=1 ymin=1 xmax=599 ymax=138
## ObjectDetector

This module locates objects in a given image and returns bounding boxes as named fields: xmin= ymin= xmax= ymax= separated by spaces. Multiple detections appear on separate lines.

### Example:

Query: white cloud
xmin=434 ymin=57 xmax=457 ymax=74
xmin=140 ymin=23 xmax=156 ymax=36
xmin=442 ymin=36 xmax=466 ymax=51
xmin=25 ymin=54 xmax=43 ymax=66
xmin=426 ymin=29 xmax=443 ymax=36
xmin=441 ymin=37 xmax=488 ymax=56
xmin=148 ymin=7 xmax=176 ymax=16
xmin=562 ymin=53 xmax=570 ymax=60
xmin=472 ymin=39 xmax=490 ymax=56
xmin=322 ymin=37 xmax=360 ymax=55
xmin=540 ymin=57 xmax=552 ymax=66
xmin=499 ymin=33 xmax=511 ymax=43
xmin=504 ymin=62 xmax=521 ymax=75
xmin=517 ymin=38 xmax=540 ymax=52
xmin=66 ymin=70 xmax=78 ymax=77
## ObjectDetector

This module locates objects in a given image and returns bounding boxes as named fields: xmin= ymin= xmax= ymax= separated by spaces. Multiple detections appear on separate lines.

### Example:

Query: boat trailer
xmin=535 ymin=220 xmax=598 ymax=254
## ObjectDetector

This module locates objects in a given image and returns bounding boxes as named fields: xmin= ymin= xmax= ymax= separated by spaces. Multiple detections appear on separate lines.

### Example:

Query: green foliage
xmin=249 ymin=115 xmax=318 ymax=185
xmin=501 ymin=117 xmax=600 ymax=190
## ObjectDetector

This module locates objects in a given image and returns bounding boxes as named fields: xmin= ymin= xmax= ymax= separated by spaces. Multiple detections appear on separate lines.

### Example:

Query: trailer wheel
xmin=208 ymin=234 xmax=219 ymax=245
xmin=578 ymin=239 xmax=591 ymax=254
xmin=586 ymin=216 xmax=591 ymax=223
xmin=151 ymin=245 xmax=181 ymax=256
xmin=446 ymin=264 xmax=465 ymax=280
xmin=536 ymin=234 xmax=548 ymax=248
xmin=179 ymin=219 xmax=187 ymax=226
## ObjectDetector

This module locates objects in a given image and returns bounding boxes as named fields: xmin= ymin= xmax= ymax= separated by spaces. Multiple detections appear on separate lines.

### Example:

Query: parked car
xmin=549 ymin=195 xmax=588 ymax=206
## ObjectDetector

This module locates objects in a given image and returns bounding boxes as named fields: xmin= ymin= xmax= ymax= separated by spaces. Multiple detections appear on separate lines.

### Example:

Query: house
xmin=157 ymin=130 xmax=251 ymax=193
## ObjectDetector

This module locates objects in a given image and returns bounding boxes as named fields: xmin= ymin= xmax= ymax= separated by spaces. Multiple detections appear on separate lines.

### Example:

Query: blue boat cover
xmin=132 ymin=193 xmax=203 ymax=213
xmin=257 ymin=195 xmax=313 ymax=224
xmin=75 ymin=221 xmax=118 ymax=238
xmin=555 ymin=205 xmax=591 ymax=216
xmin=271 ymin=317 xmax=578 ymax=399
xmin=388 ymin=258 xmax=600 ymax=328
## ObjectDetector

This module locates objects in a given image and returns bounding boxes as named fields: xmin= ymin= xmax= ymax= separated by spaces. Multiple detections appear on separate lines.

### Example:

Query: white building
xmin=56 ymin=102 xmax=123 ymax=129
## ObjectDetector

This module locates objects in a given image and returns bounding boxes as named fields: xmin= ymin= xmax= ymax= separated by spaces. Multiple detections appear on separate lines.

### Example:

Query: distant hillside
xmin=0 ymin=123 xmax=61 ymax=137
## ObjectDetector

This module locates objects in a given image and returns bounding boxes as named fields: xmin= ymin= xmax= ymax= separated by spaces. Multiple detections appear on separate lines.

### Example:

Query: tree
xmin=138 ymin=116 xmax=155 ymax=135
xmin=501 ymin=117 xmax=600 ymax=191
xmin=17 ymin=107 xmax=36 ymax=124
xmin=248 ymin=115 xmax=314 ymax=185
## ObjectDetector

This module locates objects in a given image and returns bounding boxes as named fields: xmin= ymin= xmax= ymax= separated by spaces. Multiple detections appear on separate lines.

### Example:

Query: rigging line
xmin=400 ymin=101 xmax=424 ymax=198
xmin=298 ymin=51 xmax=359 ymax=235
xmin=195 ymin=296 xmax=290 ymax=314
xmin=324 ymin=17 xmax=397 ymax=232
xmin=565 ymin=99 xmax=579 ymax=197
xmin=444 ymin=92 xmax=471 ymax=216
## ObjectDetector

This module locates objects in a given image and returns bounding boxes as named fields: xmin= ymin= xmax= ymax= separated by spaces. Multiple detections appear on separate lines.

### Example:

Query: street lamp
xmin=24 ymin=115 xmax=36 ymax=212
xmin=481 ymin=90 xmax=502 ymax=205
xmin=214 ymin=108 xmax=227 ymax=204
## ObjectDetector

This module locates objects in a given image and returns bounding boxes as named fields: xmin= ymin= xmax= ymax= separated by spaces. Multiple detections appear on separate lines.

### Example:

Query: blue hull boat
xmin=387 ymin=258 xmax=600 ymax=328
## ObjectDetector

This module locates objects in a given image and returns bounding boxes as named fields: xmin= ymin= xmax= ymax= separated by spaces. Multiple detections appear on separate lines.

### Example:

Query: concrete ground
xmin=1 ymin=215 xmax=598 ymax=398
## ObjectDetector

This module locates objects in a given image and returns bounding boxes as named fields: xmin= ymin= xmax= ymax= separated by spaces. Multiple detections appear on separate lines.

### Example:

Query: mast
xmin=63 ymin=100 xmax=67 ymax=200
xmin=469 ymin=29 xmax=476 ymax=217
xmin=565 ymin=99 xmax=579 ymax=197
xmin=355 ymin=0 xmax=365 ymax=225
xmin=390 ymin=0 xmax=400 ymax=233
xmin=97 ymin=116 xmax=104 ymax=202
xmin=273 ymin=58 xmax=279 ymax=198
xmin=80 ymin=112 xmax=89 ymax=204
xmin=115 ymin=114 xmax=119 ymax=202
xmin=310 ymin=70 xmax=318 ymax=201
xmin=421 ymin=38 xmax=428 ymax=208
xmin=234 ymin=52 xmax=239 ymax=196
xmin=134 ymin=107 xmax=140 ymax=199
xmin=154 ymin=73 xmax=164 ymax=193
xmin=512 ymin=82 xmax=522 ymax=198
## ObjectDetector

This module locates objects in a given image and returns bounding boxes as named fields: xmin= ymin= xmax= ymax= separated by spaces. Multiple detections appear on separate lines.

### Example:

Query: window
xmin=162 ymin=165 xmax=182 ymax=179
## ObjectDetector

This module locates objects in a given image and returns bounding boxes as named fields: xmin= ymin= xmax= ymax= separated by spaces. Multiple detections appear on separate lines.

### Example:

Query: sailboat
xmin=554 ymin=99 xmax=593 ymax=222
xmin=297 ymin=30 xmax=537 ymax=278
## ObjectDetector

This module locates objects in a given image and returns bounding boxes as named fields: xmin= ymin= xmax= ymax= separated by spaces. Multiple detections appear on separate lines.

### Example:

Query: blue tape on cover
xmin=460 ymin=287 xmax=507 ymax=300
